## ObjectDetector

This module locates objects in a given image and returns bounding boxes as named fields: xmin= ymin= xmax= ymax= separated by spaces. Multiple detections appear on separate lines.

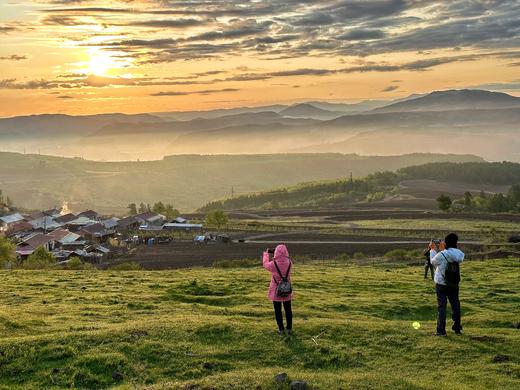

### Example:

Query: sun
xmin=86 ymin=48 xmax=120 ymax=76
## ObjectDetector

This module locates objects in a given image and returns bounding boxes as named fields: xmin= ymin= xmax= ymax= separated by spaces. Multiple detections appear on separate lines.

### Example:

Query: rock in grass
xmin=493 ymin=354 xmax=510 ymax=363
xmin=202 ymin=362 xmax=216 ymax=370
xmin=112 ymin=371 xmax=124 ymax=381
xmin=514 ymin=322 xmax=520 ymax=329
xmin=290 ymin=380 xmax=308 ymax=390
xmin=184 ymin=384 xmax=199 ymax=390
xmin=275 ymin=372 xmax=288 ymax=383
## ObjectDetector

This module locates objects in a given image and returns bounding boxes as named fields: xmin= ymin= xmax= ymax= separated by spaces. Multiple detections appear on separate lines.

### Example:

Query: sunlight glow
xmin=86 ymin=48 xmax=120 ymax=76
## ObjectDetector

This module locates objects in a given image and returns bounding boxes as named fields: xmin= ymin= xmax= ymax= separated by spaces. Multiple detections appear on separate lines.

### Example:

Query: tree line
xmin=437 ymin=185 xmax=520 ymax=213
xmin=127 ymin=202 xmax=180 ymax=220
xmin=200 ymin=162 xmax=520 ymax=211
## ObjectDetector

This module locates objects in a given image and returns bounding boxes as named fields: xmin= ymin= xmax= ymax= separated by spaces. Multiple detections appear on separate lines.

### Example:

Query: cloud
xmin=381 ymin=85 xmax=399 ymax=92
xmin=0 ymin=54 xmax=28 ymax=61
xmin=469 ymin=82 xmax=520 ymax=91
xmin=0 ymin=26 xmax=17 ymax=33
xmin=2 ymin=51 xmax=514 ymax=91
xmin=151 ymin=88 xmax=240 ymax=96
xmin=128 ymin=19 xmax=207 ymax=28
xmin=338 ymin=29 xmax=386 ymax=41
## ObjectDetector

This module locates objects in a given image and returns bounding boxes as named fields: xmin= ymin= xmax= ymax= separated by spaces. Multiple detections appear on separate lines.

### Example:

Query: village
xmin=0 ymin=206 xmax=205 ymax=266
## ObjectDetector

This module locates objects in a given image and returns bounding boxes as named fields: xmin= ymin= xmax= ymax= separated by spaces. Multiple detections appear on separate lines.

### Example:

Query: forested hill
xmin=399 ymin=162 xmax=520 ymax=185
xmin=0 ymin=152 xmax=481 ymax=213
xmin=199 ymin=162 xmax=520 ymax=211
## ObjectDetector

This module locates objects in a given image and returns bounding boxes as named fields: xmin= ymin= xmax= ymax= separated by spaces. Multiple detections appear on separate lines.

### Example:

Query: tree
xmin=487 ymin=193 xmax=509 ymax=212
xmin=0 ymin=236 xmax=16 ymax=268
xmin=164 ymin=204 xmax=180 ymax=220
xmin=152 ymin=201 xmax=165 ymax=214
xmin=437 ymin=194 xmax=452 ymax=212
xmin=463 ymin=191 xmax=473 ymax=208
xmin=138 ymin=202 xmax=148 ymax=213
xmin=205 ymin=210 xmax=229 ymax=229
xmin=23 ymin=247 xmax=56 ymax=269
xmin=127 ymin=203 xmax=137 ymax=215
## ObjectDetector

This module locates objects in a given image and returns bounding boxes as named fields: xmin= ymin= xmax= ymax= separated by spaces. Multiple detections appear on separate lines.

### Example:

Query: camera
xmin=267 ymin=248 xmax=275 ymax=254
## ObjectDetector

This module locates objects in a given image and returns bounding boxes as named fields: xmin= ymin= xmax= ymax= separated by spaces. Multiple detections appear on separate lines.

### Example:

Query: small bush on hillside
xmin=108 ymin=262 xmax=142 ymax=271
xmin=335 ymin=253 xmax=350 ymax=263
xmin=0 ymin=236 xmax=16 ymax=269
xmin=63 ymin=257 xmax=95 ymax=270
xmin=23 ymin=247 xmax=57 ymax=269
xmin=353 ymin=252 xmax=365 ymax=260
xmin=384 ymin=249 xmax=409 ymax=261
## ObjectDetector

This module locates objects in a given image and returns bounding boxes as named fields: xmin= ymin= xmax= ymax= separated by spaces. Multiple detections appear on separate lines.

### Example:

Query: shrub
xmin=23 ymin=247 xmax=56 ymax=269
xmin=107 ymin=262 xmax=142 ymax=270
xmin=353 ymin=252 xmax=365 ymax=260
xmin=0 ymin=236 xmax=16 ymax=268
xmin=63 ymin=257 xmax=95 ymax=270
xmin=384 ymin=249 xmax=409 ymax=261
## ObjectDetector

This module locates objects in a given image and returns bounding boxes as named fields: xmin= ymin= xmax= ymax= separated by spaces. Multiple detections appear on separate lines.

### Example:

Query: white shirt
xmin=430 ymin=248 xmax=465 ymax=286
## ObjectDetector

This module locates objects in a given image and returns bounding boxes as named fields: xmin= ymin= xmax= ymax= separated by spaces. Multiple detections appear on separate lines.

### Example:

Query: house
xmin=5 ymin=220 xmax=33 ymax=238
xmin=28 ymin=216 xmax=62 ymax=232
xmin=48 ymin=228 xmax=82 ymax=247
xmin=16 ymin=233 xmax=56 ymax=258
xmin=25 ymin=211 xmax=46 ymax=221
xmin=80 ymin=222 xmax=115 ymax=241
xmin=163 ymin=222 xmax=203 ymax=231
xmin=78 ymin=210 xmax=101 ymax=221
xmin=52 ymin=249 xmax=75 ymax=262
xmin=55 ymin=213 xmax=77 ymax=224
xmin=64 ymin=216 xmax=97 ymax=232
xmin=117 ymin=216 xmax=140 ymax=232
xmin=101 ymin=217 xmax=119 ymax=230
xmin=43 ymin=208 xmax=62 ymax=218
xmin=134 ymin=211 xmax=165 ymax=226
xmin=0 ymin=213 xmax=25 ymax=232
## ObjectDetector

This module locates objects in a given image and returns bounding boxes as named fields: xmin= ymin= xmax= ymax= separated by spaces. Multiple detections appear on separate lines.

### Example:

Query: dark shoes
xmin=434 ymin=332 xmax=447 ymax=337
xmin=277 ymin=329 xmax=293 ymax=337
xmin=452 ymin=325 xmax=463 ymax=335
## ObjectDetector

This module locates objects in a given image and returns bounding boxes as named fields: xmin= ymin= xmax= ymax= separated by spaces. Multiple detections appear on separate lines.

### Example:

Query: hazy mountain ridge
xmin=372 ymin=89 xmax=520 ymax=113
xmin=1 ymin=89 xmax=520 ymax=161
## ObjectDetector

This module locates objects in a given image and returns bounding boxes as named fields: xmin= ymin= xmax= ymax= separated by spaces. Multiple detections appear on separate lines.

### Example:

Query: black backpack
xmin=441 ymin=252 xmax=460 ymax=287
xmin=274 ymin=261 xmax=292 ymax=298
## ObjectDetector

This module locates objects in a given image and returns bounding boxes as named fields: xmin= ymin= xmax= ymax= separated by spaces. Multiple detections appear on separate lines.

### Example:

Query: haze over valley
xmin=1 ymin=89 xmax=519 ymax=162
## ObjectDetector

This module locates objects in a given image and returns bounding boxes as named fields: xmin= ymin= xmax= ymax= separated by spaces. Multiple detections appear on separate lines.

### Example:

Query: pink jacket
xmin=263 ymin=244 xmax=293 ymax=302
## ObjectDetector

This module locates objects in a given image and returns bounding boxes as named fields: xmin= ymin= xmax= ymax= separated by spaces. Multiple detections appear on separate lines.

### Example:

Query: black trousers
xmin=424 ymin=264 xmax=434 ymax=279
xmin=436 ymin=284 xmax=461 ymax=334
xmin=273 ymin=301 xmax=292 ymax=331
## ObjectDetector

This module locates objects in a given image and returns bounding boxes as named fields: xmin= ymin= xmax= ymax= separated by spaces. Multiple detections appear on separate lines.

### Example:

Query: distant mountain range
xmin=1 ymin=89 xmax=519 ymax=161
xmin=371 ymin=89 xmax=520 ymax=113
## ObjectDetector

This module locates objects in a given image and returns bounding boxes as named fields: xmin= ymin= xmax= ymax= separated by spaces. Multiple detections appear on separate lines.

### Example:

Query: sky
xmin=0 ymin=0 xmax=519 ymax=116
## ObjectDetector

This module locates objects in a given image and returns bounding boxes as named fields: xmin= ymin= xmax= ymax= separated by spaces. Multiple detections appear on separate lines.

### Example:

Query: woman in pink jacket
xmin=263 ymin=244 xmax=293 ymax=335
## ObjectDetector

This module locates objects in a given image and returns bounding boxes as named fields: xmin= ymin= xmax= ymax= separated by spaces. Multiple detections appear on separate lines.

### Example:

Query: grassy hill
xmin=0 ymin=152 xmax=481 ymax=214
xmin=201 ymin=161 xmax=520 ymax=211
xmin=0 ymin=259 xmax=518 ymax=389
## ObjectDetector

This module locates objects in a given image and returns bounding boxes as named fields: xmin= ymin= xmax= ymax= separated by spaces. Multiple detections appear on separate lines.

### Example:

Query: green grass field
xmin=0 ymin=259 xmax=519 ymax=389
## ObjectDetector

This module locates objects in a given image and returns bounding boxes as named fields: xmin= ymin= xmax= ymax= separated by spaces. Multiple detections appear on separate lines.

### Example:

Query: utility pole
xmin=231 ymin=186 xmax=235 ymax=198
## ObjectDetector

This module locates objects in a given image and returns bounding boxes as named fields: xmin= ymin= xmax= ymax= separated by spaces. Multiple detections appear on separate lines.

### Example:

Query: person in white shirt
xmin=430 ymin=233 xmax=464 ymax=336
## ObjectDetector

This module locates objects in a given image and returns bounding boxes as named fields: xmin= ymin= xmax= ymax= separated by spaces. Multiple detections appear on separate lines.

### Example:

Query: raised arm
xmin=263 ymin=251 xmax=275 ymax=271
xmin=430 ymin=251 xmax=441 ymax=267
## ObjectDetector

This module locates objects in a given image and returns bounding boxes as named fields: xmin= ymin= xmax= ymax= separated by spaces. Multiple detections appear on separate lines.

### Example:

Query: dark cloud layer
xmin=37 ymin=1 xmax=520 ymax=62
